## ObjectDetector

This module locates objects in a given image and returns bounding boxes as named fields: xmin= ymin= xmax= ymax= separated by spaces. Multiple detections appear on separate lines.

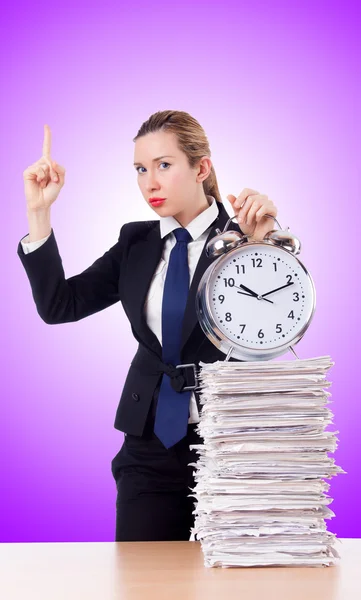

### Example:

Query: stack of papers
xmin=189 ymin=355 xmax=346 ymax=568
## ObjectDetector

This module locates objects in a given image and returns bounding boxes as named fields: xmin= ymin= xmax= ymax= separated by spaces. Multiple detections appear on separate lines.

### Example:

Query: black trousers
xmin=110 ymin=388 xmax=204 ymax=541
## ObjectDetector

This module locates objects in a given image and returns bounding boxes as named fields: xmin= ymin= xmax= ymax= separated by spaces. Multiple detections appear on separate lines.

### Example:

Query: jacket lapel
xmin=180 ymin=200 xmax=235 ymax=351
xmin=129 ymin=222 xmax=165 ymax=356
xmin=130 ymin=200 xmax=238 ymax=358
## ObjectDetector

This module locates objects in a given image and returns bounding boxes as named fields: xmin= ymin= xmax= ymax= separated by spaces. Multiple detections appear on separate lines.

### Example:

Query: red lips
xmin=149 ymin=197 xmax=166 ymax=206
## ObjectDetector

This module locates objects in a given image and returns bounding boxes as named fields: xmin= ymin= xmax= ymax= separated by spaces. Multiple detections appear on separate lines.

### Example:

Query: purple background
xmin=2 ymin=0 xmax=360 ymax=542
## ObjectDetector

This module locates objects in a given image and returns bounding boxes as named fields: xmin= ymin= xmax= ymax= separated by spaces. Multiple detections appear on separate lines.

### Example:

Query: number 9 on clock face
xmin=196 ymin=242 xmax=316 ymax=361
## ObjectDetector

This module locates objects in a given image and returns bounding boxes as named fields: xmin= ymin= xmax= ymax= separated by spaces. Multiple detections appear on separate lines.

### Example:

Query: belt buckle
xmin=175 ymin=363 xmax=198 ymax=391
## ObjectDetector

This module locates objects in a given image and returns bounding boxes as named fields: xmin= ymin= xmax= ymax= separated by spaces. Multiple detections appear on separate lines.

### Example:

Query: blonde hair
xmin=133 ymin=110 xmax=222 ymax=202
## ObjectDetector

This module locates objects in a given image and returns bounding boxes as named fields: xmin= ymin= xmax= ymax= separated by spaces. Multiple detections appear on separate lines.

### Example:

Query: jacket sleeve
xmin=17 ymin=225 xmax=126 ymax=324
xmin=20 ymin=233 xmax=52 ymax=253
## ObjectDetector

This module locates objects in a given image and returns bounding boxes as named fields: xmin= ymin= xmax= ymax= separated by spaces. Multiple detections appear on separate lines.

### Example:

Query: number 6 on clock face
xmin=196 ymin=242 xmax=316 ymax=361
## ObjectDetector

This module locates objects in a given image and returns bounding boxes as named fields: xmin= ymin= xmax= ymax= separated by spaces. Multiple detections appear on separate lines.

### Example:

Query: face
xmin=133 ymin=130 xmax=212 ymax=226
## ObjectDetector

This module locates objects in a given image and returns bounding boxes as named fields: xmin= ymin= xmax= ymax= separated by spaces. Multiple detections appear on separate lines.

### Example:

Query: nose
xmin=145 ymin=171 xmax=161 ymax=192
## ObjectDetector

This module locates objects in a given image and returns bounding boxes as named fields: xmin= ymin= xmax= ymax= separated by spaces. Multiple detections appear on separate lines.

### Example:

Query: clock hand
xmin=235 ymin=284 xmax=274 ymax=304
xmin=238 ymin=285 xmax=262 ymax=302
xmin=261 ymin=282 xmax=295 ymax=298
xmin=237 ymin=290 xmax=259 ymax=297
xmin=237 ymin=283 xmax=260 ymax=297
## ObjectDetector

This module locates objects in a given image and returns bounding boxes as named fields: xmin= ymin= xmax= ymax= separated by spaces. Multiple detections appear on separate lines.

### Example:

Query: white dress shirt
xmin=20 ymin=194 xmax=219 ymax=424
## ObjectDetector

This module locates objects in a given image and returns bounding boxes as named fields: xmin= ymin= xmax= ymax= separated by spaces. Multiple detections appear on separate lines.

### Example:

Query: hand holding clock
xmin=227 ymin=188 xmax=278 ymax=241
xmin=225 ymin=188 xmax=291 ymax=302
xmin=196 ymin=189 xmax=315 ymax=360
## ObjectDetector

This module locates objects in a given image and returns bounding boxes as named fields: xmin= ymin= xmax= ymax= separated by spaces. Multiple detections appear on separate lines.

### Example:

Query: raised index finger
xmin=42 ymin=124 xmax=52 ymax=158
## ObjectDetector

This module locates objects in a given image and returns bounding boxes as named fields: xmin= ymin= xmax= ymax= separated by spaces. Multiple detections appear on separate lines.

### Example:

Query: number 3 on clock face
xmin=196 ymin=242 xmax=316 ymax=361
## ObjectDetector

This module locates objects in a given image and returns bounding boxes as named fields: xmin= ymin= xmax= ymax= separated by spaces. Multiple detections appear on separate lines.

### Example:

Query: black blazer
xmin=17 ymin=200 xmax=243 ymax=436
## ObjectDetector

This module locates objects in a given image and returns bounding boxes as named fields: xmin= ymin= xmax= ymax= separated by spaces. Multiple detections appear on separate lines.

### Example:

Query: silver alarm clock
xmin=196 ymin=215 xmax=316 ymax=361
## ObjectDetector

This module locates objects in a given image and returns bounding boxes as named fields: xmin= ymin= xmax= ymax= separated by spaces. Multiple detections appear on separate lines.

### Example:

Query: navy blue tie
xmin=154 ymin=227 xmax=193 ymax=448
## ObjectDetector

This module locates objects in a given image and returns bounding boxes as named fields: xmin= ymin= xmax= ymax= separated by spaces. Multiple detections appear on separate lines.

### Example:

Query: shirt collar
xmin=159 ymin=195 xmax=219 ymax=241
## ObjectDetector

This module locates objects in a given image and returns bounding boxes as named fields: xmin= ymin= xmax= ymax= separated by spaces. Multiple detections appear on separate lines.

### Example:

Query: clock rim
xmin=196 ymin=240 xmax=316 ymax=361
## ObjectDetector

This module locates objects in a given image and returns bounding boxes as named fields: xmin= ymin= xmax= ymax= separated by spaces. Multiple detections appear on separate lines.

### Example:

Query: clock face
xmin=205 ymin=243 xmax=315 ymax=352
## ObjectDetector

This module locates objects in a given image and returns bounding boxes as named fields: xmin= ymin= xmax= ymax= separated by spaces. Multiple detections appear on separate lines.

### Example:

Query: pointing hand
xmin=23 ymin=124 xmax=66 ymax=212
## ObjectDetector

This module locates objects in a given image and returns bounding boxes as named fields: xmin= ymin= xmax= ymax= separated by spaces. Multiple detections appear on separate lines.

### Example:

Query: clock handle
xmin=221 ymin=213 xmax=283 ymax=234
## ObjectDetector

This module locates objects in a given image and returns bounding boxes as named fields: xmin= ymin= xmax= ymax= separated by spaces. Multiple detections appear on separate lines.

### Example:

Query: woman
xmin=19 ymin=110 xmax=278 ymax=541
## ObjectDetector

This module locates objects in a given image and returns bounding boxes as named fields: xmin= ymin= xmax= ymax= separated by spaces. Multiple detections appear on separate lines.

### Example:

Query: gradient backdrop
xmin=2 ymin=0 xmax=360 ymax=542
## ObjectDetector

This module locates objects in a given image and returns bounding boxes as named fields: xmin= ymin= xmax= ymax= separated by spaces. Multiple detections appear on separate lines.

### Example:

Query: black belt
xmin=130 ymin=344 xmax=199 ymax=393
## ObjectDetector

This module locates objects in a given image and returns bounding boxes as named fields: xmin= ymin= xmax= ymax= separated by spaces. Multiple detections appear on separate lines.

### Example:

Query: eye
xmin=135 ymin=162 xmax=170 ymax=174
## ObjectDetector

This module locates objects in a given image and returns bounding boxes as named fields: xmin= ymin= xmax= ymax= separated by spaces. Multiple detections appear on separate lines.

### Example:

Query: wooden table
xmin=0 ymin=539 xmax=359 ymax=599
